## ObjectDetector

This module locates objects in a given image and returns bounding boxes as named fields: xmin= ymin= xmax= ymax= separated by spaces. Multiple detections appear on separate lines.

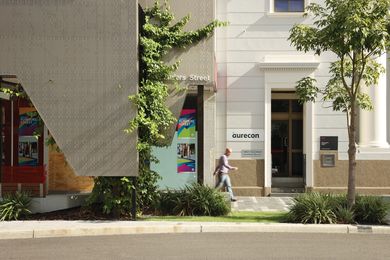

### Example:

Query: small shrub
xmin=286 ymin=193 xmax=389 ymax=225
xmin=156 ymin=189 xmax=185 ymax=216
xmin=329 ymin=194 xmax=349 ymax=210
xmin=327 ymin=194 xmax=354 ymax=224
xmin=187 ymin=184 xmax=231 ymax=216
xmin=155 ymin=183 xmax=230 ymax=216
xmin=334 ymin=206 xmax=355 ymax=224
xmin=286 ymin=192 xmax=336 ymax=224
xmin=353 ymin=195 xmax=390 ymax=224
xmin=0 ymin=191 xmax=32 ymax=221
xmin=86 ymin=170 xmax=161 ymax=218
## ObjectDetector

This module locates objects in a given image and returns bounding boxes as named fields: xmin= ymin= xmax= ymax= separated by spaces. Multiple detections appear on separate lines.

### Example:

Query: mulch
xmin=27 ymin=207 xmax=134 ymax=221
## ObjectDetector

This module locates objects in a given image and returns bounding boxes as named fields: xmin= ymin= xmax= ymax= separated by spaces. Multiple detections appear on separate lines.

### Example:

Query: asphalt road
xmin=1 ymin=233 xmax=389 ymax=260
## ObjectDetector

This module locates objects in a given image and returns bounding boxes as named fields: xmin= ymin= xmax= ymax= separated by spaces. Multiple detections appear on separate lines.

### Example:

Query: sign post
xmin=131 ymin=176 xmax=137 ymax=221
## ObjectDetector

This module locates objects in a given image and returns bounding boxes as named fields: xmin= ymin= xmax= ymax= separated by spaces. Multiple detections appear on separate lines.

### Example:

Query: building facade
xmin=212 ymin=0 xmax=390 ymax=196
xmin=154 ymin=0 xmax=390 ymax=196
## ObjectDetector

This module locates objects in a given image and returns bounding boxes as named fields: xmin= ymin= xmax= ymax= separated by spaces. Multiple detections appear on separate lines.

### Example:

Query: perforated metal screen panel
xmin=140 ymin=0 xmax=216 ymax=87
xmin=0 ymin=0 xmax=139 ymax=176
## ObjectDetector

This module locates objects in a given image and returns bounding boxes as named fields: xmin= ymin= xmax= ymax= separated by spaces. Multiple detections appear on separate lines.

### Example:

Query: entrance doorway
xmin=271 ymin=92 xmax=304 ymax=188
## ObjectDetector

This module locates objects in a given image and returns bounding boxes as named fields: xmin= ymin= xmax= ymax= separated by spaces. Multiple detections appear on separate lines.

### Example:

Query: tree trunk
xmin=347 ymin=105 xmax=357 ymax=208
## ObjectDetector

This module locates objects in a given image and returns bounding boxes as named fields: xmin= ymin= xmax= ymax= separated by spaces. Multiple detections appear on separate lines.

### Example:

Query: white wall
xmin=216 ymin=0 xmax=340 ymax=161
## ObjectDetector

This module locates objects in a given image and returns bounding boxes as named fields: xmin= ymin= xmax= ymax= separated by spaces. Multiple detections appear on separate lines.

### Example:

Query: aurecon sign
xmin=227 ymin=129 xmax=264 ymax=142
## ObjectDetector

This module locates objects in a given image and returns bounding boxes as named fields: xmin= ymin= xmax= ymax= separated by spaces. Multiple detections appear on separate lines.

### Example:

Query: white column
xmin=387 ymin=53 xmax=390 ymax=144
xmin=264 ymin=84 xmax=272 ymax=189
xmin=359 ymin=84 xmax=374 ymax=146
xmin=203 ymin=92 xmax=217 ymax=187
xmin=359 ymin=54 xmax=389 ymax=148
xmin=304 ymin=102 xmax=313 ymax=188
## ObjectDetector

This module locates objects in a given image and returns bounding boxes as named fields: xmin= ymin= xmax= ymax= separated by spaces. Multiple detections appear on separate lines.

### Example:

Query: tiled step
xmin=272 ymin=177 xmax=304 ymax=188
xmin=270 ymin=187 xmax=305 ymax=197
xmin=270 ymin=193 xmax=301 ymax=197
xmin=271 ymin=187 xmax=305 ymax=193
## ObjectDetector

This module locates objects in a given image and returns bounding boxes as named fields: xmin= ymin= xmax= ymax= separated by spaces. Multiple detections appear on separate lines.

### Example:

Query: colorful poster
xmin=18 ymin=136 xmax=38 ymax=166
xmin=177 ymin=143 xmax=196 ymax=173
xmin=19 ymin=107 xmax=39 ymax=136
xmin=18 ymin=107 xmax=39 ymax=166
xmin=177 ymin=109 xmax=196 ymax=139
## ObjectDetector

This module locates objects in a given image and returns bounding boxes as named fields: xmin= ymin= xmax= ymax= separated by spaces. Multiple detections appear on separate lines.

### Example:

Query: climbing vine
xmin=88 ymin=1 xmax=227 ymax=217
xmin=128 ymin=1 xmax=227 ymax=149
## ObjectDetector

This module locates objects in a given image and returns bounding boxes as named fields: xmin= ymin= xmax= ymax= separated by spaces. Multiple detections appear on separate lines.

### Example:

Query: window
xmin=274 ymin=0 xmax=304 ymax=12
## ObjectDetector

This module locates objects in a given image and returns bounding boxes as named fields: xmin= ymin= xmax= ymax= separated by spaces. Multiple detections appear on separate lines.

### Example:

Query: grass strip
xmin=140 ymin=211 xmax=287 ymax=223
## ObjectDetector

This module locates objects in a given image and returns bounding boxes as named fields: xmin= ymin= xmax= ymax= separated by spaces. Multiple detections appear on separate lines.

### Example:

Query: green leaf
xmin=295 ymin=77 xmax=319 ymax=103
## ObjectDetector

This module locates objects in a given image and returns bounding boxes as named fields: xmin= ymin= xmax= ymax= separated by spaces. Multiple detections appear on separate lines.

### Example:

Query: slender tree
xmin=289 ymin=0 xmax=390 ymax=207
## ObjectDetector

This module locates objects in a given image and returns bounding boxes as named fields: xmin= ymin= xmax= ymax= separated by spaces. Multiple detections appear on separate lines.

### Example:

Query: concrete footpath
xmin=1 ymin=220 xmax=390 ymax=240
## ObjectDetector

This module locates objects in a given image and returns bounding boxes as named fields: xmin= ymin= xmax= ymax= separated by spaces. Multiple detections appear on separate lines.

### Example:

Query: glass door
xmin=271 ymin=120 xmax=289 ymax=176
xmin=271 ymin=98 xmax=303 ymax=177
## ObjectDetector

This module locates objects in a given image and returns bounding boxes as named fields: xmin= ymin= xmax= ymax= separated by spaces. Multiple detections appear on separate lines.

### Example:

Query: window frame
xmin=270 ymin=0 xmax=308 ymax=14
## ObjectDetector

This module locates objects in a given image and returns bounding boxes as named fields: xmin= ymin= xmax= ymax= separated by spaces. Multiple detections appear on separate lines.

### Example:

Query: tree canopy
xmin=288 ymin=0 xmax=390 ymax=206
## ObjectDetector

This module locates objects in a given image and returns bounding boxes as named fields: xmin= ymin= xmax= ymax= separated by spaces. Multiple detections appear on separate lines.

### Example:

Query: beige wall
xmin=216 ymin=159 xmax=390 ymax=196
xmin=313 ymin=160 xmax=390 ymax=195
xmin=218 ymin=159 xmax=265 ymax=196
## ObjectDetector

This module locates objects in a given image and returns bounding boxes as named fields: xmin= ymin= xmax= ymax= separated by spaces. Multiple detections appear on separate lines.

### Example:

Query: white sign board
xmin=241 ymin=150 xmax=264 ymax=159
xmin=227 ymin=129 xmax=264 ymax=142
